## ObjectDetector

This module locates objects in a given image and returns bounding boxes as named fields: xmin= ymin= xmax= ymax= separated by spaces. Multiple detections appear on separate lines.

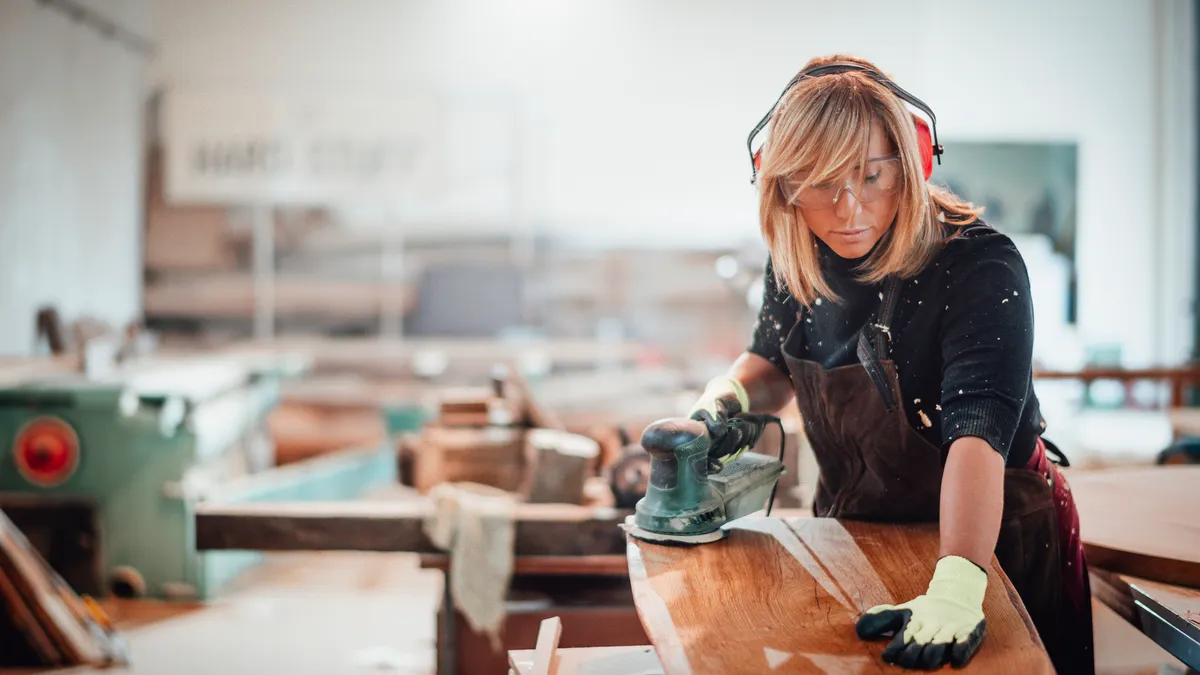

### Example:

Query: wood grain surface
xmin=627 ymin=517 xmax=1053 ymax=674
xmin=1071 ymin=466 xmax=1200 ymax=587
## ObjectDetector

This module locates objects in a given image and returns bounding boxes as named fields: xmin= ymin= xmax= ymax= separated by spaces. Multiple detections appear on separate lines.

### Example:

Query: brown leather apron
xmin=780 ymin=276 xmax=1094 ymax=674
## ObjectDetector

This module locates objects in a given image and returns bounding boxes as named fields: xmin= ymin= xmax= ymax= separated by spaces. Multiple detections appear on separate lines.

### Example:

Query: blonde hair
xmin=757 ymin=54 xmax=982 ymax=306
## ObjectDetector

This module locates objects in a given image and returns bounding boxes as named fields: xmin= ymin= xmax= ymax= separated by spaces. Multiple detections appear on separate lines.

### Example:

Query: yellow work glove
xmin=855 ymin=555 xmax=988 ymax=669
xmin=688 ymin=375 xmax=751 ymax=465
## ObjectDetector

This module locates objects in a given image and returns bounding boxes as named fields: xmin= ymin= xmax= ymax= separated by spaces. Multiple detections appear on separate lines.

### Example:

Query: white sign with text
xmin=162 ymin=88 xmax=441 ymax=207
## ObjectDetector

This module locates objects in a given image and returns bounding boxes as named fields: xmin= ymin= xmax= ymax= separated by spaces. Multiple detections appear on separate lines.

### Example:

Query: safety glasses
xmin=777 ymin=156 xmax=904 ymax=210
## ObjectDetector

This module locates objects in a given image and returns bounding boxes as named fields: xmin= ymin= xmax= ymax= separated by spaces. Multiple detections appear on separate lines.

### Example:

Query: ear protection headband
xmin=747 ymin=62 xmax=943 ymax=185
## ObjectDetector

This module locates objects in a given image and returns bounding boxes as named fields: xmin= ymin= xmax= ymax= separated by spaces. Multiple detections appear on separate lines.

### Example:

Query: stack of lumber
xmin=269 ymin=401 xmax=390 ymax=466
xmin=268 ymin=377 xmax=425 ymax=466
xmin=144 ymin=274 xmax=417 ymax=321
xmin=413 ymin=365 xmax=599 ymax=504
xmin=0 ymin=509 xmax=127 ymax=669
xmin=142 ymin=146 xmax=416 ymax=336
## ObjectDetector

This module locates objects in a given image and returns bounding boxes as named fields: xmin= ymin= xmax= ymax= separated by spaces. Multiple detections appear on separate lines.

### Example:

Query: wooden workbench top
xmin=1071 ymin=466 xmax=1200 ymax=588
xmin=627 ymin=517 xmax=1053 ymax=674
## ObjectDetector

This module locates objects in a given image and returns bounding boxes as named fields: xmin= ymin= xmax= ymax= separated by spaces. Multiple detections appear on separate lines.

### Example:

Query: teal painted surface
xmin=382 ymin=403 xmax=427 ymax=435
xmin=0 ymin=400 xmax=199 ymax=598
xmin=196 ymin=444 xmax=397 ymax=598
xmin=0 ymin=358 xmax=397 ymax=601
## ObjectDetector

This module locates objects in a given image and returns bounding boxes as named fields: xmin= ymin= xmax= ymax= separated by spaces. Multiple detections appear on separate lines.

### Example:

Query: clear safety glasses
xmin=777 ymin=156 xmax=904 ymax=210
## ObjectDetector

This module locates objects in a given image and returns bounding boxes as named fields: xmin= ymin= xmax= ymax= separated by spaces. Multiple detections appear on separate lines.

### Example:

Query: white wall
xmin=0 ymin=0 xmax=150 ymax=356
xmin=150 ymin=0 xmax=1194 ymax=366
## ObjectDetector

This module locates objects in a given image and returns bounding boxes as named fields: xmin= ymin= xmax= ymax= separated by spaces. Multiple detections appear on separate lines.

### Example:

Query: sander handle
xmin=730 ymin=413 xmax=786 ymax=516
xmin=695 ymin=410 xmax=787 ymax=516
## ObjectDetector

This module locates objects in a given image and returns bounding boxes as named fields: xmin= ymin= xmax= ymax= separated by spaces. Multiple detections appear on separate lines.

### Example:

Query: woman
xmin=691 ymin=54 xmax=1093 ymax=672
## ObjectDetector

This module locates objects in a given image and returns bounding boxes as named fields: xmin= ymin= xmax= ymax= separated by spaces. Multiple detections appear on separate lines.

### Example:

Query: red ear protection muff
xmin=913 ymin=114 xmax=935 ymax=181
xmin=748 ymin=62 xmax=943 ymax=185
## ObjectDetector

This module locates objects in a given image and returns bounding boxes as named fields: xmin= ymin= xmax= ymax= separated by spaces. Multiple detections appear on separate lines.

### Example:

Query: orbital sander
xmin=625 ymin=410 xmax=786 ymax=545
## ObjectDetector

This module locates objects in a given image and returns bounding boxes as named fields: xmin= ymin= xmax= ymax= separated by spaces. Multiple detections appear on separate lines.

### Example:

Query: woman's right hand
xmin=686 ymin=354 xmax=797 ymax=467
xmin=689 ymin=375 xmax=751 ymax=421
xmin=688 ymin=375 xmax=752 ymax=466
xmin=695 ymin=352 xmax=796 ymax=420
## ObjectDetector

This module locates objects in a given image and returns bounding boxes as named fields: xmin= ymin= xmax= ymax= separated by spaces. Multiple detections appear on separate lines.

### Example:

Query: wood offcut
xmin=627 ymin=517 xmax=1053 ymax=674
xmin=531 ymin=616 xmax=563 ymax=675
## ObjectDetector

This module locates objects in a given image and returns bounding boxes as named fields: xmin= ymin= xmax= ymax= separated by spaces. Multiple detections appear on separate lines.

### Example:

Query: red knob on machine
xmin=13 ymin=416 xmax=80 ymax=487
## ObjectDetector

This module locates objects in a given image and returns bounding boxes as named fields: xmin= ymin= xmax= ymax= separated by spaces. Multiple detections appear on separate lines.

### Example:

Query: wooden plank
xmin=0 ymin=510 xmax=107 ymax=666
xmin=1090 ymin=570 xmax=1200 ymax=631
xmin=419 ymin=554 xmax=630 ymax=577
xmin=1090 ymin=569 xmax=1140 ymax=626
xmin=142 ymin=274 xmax=417 ymax=319
xmin=508 ymin=646 xmax=662 ymax=675
xmin=437 ymin=411 xmax=494 ymax=427
xmin=627 ymin=517 xmax=1053 ymax=675
xmin=1034 ymin=367 xmax=1200 ymax=382
xmin=1072 ymin=466 xmax=1200 ymax=588
xmin=0 ymin=356 xmax=79 ymax=387
xmin=195 ymin=500 xmax=631 ymax=556
xmin=268 ymin=402 xmax=387 ymax=466
xmin=522 ymin=429 xmax=600 ymax=505
xmin=412 ymin=425 xmax=527 ymax=494
xmin=531 ymin=616 xmax=562 ymax=675
xmin=0 ymin=555 xmax=61 ymax=665
xmin=215 ymin=337 xmax=647 ymax=380
xmin=280 ymin=378 xmax=427 ymax=408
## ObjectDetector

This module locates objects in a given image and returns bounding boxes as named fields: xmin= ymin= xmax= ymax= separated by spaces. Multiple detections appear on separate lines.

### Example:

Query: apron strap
xmin=855 ymin=276 xmax=904 ymax=412
xmin=1042 ymin=437 xmax=1071 ymax=467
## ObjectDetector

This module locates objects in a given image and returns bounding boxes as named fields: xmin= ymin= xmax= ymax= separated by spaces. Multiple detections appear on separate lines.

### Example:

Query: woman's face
xmin=786 ymin=123 xmax=903 ymax=260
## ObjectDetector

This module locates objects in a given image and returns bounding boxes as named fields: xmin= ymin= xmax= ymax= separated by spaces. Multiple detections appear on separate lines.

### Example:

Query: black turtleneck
xmin=749 ymin=219 xmax=1042 ymax=468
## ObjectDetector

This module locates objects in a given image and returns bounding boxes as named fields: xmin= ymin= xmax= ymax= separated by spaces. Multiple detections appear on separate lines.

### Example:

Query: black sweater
xmin=749 ymin=220 xmax=1043 ymax=468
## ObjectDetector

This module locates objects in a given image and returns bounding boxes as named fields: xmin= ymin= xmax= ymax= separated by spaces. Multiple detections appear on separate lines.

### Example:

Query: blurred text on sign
xmin=162 ymin=88 xmax=442 ymax=208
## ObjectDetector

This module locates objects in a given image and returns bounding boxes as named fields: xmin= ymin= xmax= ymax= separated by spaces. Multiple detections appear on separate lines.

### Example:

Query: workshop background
xmin=1 ymin=1 xmax=1198 ymax=674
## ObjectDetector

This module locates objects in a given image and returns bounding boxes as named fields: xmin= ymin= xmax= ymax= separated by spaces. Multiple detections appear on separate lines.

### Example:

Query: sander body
xmin=626 ymin=411 xmax=785 ymax=545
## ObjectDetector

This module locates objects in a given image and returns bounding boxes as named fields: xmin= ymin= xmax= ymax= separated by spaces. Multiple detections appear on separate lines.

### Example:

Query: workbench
xmin=1072 ymin=465 xmax=1200 ymax=671
xmin=195 ymin=498 xmax=640 ymax=675
xmin=209 ymin=495 xmax=1061 ymax=675
xmin=195 ymin=494 xmax=834 ymax=672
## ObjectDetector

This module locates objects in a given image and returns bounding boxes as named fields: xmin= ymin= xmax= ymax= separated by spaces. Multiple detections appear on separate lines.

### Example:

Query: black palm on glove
xmin=855 ymin=556 xmax=989 ymax=670
xmin=856 ymin=604 xmax=987 ymax=669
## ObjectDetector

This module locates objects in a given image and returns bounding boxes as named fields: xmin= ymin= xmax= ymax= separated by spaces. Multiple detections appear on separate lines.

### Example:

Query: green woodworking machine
xmin=0 ymin=350 xmax=398 ymax=601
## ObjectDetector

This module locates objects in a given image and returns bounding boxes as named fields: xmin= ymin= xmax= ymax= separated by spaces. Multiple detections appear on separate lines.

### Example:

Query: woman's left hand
xmin=855 ymin=555 xmax=988 ymax=669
